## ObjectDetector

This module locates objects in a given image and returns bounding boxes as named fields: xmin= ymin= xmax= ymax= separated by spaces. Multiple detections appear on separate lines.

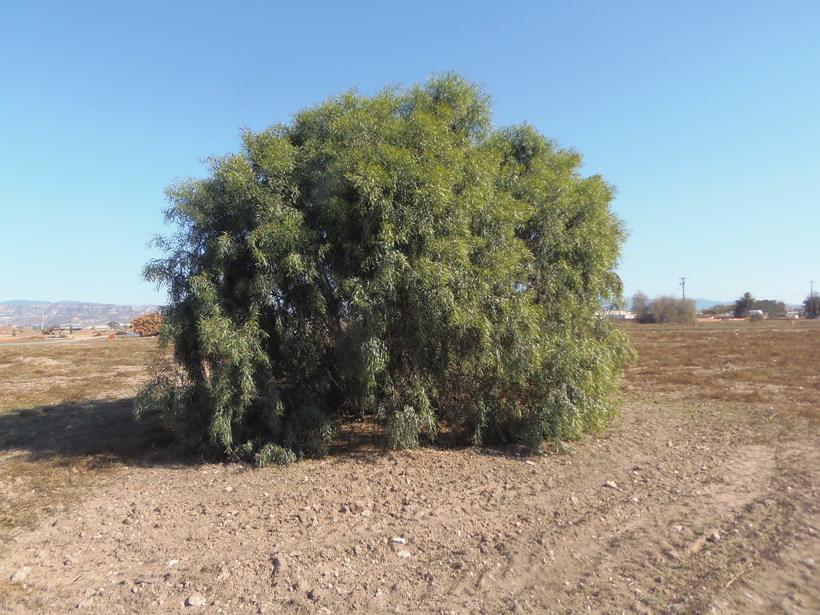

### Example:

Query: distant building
xmin=599 ymin=310 xmax=636 ymax=320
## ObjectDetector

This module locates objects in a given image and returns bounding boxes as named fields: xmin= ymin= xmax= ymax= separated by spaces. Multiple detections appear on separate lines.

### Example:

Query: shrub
xmin=633 ymin=293 xmax=696 ymax=324
xmin=131 ymin=313 xmax=164 ymax=337
xmin=138 ymin=74 xmax=632 ymax=461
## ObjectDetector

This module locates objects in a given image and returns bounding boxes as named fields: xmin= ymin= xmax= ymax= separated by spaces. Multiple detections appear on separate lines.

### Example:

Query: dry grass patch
xmin=0 ymin=337 xmax=171 ymax=542
xmin=619 ymin=319 xmax=820 ymax=422
xmin=0 ymin=337 xmax=162 ymax=412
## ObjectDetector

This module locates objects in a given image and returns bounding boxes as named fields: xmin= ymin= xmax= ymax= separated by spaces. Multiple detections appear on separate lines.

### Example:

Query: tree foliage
xmin=733 ymin=292 xmax=754 ymax=318
xmin=805 ymin=293 xmax=820 ymax=319
xmin=631 ymin=291 xmax=651 ymax=323
xmin=632 ymin=292 xmax=695 ymax=324
xmin=700 ymin=304 xmax=733 ymax=317
xmin=137 ymin=74 xmax=632 ymax=463
xmin=754 ymin=299 xmax=786 ymax=318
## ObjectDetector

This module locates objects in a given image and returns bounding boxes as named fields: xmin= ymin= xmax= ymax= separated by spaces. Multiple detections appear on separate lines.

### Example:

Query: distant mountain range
xmin=0 ymin=301 xmax=161 ymax=328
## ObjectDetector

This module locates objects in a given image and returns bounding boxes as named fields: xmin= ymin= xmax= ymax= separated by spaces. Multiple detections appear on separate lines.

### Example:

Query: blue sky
xmin=1 ymin=1 xmax=817 ymax=307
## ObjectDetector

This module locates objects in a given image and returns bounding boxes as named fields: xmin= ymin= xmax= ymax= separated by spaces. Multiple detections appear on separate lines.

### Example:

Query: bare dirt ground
xmin=0 ymin=321 xmax=817 ymax=614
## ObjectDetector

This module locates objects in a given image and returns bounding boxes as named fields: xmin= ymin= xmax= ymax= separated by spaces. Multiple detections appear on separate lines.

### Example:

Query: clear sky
xmin=1 ymin=1 xmax=817 ymax=307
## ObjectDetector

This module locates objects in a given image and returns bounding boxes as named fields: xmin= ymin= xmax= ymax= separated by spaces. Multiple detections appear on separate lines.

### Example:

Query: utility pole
xmin=679 ymin=277 xmax=687 ymax=300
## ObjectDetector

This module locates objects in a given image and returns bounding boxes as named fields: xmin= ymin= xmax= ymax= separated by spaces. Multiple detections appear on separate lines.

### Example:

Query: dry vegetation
xmin=0 ymin=320 xmax=817 ymax=614
xmin=0 ymin=337 xmax=160 ymax=411
xmin=0 ymin=338 xmax=168 ymax=542
xmin=622 ymin=319 xmax=819 ymax=415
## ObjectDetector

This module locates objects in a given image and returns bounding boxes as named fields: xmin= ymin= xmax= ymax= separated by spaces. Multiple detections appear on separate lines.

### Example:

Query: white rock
xmin=10 ymin=566 xmax=31 ymax=583
xmin=390 ymin=537 xmax=407 ymax=545
xmin=185 ymin=592 xmax=207 ymax=607
xmin=603 ymin=480 xmax=619 ymax=490
xmin=397 ymin=550 xmax=412 ymax=558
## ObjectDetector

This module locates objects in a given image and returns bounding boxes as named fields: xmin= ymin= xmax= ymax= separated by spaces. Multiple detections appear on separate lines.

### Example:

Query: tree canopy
xmin=754 ymin=299 xmax=786 ymax=317
xmin=631 ymin=292 xmax=696 ymax=324
xmin=805 ymin=293 xmax=820 ymax=319
xmin=734 ymin=292 xmax=755 ymax=318
xmin=138 ymin=74 xmax=632 ymax=464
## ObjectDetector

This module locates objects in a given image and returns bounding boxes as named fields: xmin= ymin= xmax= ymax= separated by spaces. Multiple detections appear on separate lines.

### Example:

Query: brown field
xmin=0 ymin=321 xmax=818 ymax=614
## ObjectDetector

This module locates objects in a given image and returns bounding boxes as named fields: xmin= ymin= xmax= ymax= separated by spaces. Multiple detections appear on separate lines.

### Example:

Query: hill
xmin=0 ymin=300 xmax=161 ymax=329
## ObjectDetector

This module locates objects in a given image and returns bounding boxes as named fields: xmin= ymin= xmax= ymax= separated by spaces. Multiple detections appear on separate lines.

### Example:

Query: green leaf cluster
xmin=138 ymin=74 xmax=632 ymax=463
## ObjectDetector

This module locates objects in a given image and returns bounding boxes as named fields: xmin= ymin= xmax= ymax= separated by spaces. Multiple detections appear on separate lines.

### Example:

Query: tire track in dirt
xmin=4 ymin=398 xmax=814 ymax=615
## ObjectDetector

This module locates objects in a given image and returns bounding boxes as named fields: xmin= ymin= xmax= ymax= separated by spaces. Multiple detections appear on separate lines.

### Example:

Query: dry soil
xmin=0 ymin=321 xmax=817 ymax=614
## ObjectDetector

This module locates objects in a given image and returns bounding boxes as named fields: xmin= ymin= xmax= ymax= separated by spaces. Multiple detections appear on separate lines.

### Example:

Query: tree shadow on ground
xmin=0 ymin=398 xmax=184 ymax=466
xmin=0 ymin=401 xmax=530 ymax=469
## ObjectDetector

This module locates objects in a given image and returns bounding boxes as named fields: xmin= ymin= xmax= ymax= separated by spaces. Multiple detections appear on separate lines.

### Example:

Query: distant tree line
xmin=634 ymin=290 xmax=816 ymax=321
xmin=725 ymin=293 xmax=787 ymax=318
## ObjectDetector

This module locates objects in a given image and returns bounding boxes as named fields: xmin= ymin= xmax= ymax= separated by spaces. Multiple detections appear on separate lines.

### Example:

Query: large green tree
xmin=138 ymin=74 xmax=632 ymax=463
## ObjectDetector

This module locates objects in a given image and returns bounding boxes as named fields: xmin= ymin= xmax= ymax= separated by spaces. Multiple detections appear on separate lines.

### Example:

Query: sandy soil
xmin=1 ymin=325 xmax=817 ymax=614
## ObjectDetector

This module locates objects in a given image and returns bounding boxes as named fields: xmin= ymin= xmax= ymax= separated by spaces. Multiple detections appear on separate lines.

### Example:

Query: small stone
xmin=10 ymin=567 xmax=31 ymax=583
xmin=224 ymin=486 xmax=233 ymax=493
xmin=390 ymin=537 xmax=407 ymax=545
xmin=708 ymin=530 xmax=721 ymax=542
xmin=802 ymin=558 xmax=816 ymax=569
xmin=603 ymin=480 xmax=618 ymax=490
xmin=186 ymin=592 xmax=207 ymax=607
xmin=167 ymin=559 xmax=180 ymax=567
xmin=307 ymin=588 xmax=323 ymax=602
xmin=397 ymin=550 xmax=412 ymax=558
